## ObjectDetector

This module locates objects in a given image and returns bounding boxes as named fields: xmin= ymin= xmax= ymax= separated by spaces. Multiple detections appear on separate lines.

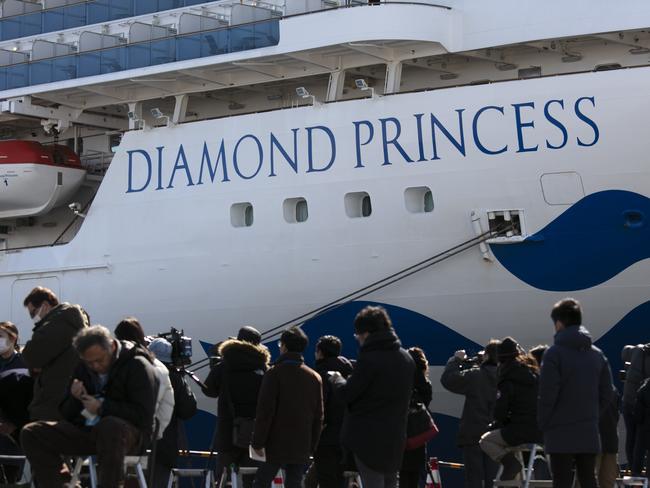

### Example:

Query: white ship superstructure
xmin=0 ymin=0 xmax=649 ymax=457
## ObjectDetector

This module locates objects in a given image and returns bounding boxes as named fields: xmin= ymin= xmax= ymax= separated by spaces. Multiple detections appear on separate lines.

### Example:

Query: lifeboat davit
xmin=0 ymin=141 xmax=86 ymax=219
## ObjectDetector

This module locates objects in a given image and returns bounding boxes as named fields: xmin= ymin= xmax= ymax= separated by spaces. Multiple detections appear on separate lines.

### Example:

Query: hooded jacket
xmin=22 ymin=303 xmax=89 ymax=420
xmin=493 ymin=358 xmax=542 ymax=446
xmin=202 ymin=339 xmax=270 ymax=452
xmin=537 ymin=326 xmax=614 ymax=454
xmin=440 ymin=357 xmax=498 ymax=446
xmin=341 ymin=329 xmax=415 ymax=473
xmin=60 ymin=341 xmax=159 ymax=440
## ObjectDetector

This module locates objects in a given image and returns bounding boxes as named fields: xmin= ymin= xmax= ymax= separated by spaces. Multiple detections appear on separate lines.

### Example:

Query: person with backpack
xmin=634 ymin=377 xmax=650 ymax=478
xmin=400 ymin=347 xmax=434 ymax=488
xmin=312 ymin=335 xmax=353 ymax=488
xmin=623 ymin=343 xmax=650 ymax=469
xmin=202 ymin=326 xmax=270 ymax=486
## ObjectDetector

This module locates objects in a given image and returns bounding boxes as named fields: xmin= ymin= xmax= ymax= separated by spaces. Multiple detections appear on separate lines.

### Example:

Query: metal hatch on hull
xmin=0 ymin=141 xmax=86 ymax=220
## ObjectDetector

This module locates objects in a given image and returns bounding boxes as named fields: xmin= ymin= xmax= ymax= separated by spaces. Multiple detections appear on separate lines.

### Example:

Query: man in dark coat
xmin=148 ymin=338 xmax=198 ymax=488
xmin=441 ymin=341 xmax=499 ymax=488
xmin=202 ymin=326 xmax=270 ymax=483
xmin=252 ymin=327 xmax=323 ymax=488
xmin=538 ymin=298 xmax=615 ymax=488
xmin=312 ymin=335 xmax=354 ymax=488
xmin=21 ymin=325 xmax=158 ymax=488
xmin=340 ymin=305 xmax=415 ymax=488
xmin=22 ymin=286 xmax=89 ymax=421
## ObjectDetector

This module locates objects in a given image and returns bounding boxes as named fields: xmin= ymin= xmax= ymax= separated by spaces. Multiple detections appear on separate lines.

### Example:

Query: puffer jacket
xmin=202 ymin=339 xmax=270 ymax=452
xmin=493 ymin=358 xmax=542 ymax=446
xmin=151 ymin=357 xmax=175 ymax=439
xmin=0 ymin=352 xmax=33 ymax=442
xmin=22 ymin=303 xmax=89 ymax=420
xmin=537 ymin=326 xmax=614 ymax=454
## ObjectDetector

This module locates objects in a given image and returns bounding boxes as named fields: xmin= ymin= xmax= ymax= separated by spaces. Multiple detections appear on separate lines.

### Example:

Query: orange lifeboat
xmin=0 ymin=141 xmax=86 ymax=219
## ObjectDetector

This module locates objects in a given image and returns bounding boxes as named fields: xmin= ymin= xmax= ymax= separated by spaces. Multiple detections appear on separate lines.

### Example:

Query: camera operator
xmin=202 ymin=326 xmax=270 ymax=485
xmin=149 ymin=338 xmax=197 ymax=488
xmin=440 ymin=341 xmax=499 ymax=488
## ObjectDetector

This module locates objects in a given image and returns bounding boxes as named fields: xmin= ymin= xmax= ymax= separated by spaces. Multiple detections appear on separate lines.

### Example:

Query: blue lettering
xmin=126 ymin=149 xmax=152 ymax=193
xmin=155 ymin=146 xmax=164 ymax=190
xmin=379 ymin=117 xmax=414 ymax=165
xmin=414 ymin=114 xmax=427 ymax=162
xmin=512 ymin=102 xmax=538 ymax=153
xmin=544 ymin=99 xmax=568 ymax=150
xmin=167 ymin=145 xmax=195 ymax=188
xmin=306 ymin=126 xmax=336 ymax=173
xmin=353 ymin=120 xmax=374 ymax=168
xmin=472 ymin=106 xmax=508 ymax=155
xmin=233 ymin=135 xmax=264 ymax=180
xmin=197 ymin=141 xmax=230 ymax=184
xmin=431 ymin=109 xmax=466 ymax=160
xmin=269 ymin=129 xmax=299 ymax=177
xmin=575 ymin=96 xmax=599 ymax=147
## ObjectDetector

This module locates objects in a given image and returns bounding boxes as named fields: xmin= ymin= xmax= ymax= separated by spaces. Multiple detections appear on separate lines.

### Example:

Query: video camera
xmin=158 ymin=327 xmax=193 ymax=368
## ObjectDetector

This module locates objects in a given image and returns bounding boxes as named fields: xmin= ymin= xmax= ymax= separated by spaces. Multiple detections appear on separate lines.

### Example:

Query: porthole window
xmin=404 ymin=186 xmax=434 ymax=214
xmin=283 ymin=197 xmax=308 ymax=223
xmin=231 ymin=202 xmax=254 ymax=227
xmin=345 ymin=191 xmax=372 ymax=218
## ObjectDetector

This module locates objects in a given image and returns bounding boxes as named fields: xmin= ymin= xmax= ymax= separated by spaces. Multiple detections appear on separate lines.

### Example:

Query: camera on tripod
xmin=158 ymin=327 xmax=193 ymax=368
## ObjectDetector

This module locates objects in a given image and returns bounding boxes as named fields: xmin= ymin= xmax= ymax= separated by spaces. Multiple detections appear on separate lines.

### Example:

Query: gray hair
xmin=73 ymin=325 xmax=114 ymax=354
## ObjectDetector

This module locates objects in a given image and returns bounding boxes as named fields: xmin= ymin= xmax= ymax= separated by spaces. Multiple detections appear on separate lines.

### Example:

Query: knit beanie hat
xmin=148 ymin=337 xmax=173 ymax=364
xmin=497 ymin=337 xmax=519 ymax=361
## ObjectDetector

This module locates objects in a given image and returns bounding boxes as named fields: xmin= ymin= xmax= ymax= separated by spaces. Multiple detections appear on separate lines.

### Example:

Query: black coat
xmin=0 ymin=352 xmax=33 ymax=441
xmin=401 ymin=369 xmax=433 ymax=472
xmin=635 ymin=379 xmax=650 ymax=437
xmin=440 ymin=357 xmax=497 ymax=446
xmin=493 ymin=359 xmax=542 ymax=446
xmin=315 ymin=356 xmax=354 ymax=446
xmin=341 ymin=329 xmax=415 ymax=473
xmin=202 ymin=339 xmax=270 ymax=452
xmin=156 ymin=366 xmax=197 ymax=467
xmin=537 ymin=326 xmax=615 ymax=454
xmin=600 ymin=387 xmax=620 ymax=454
xmin=60 ymin=341 xmax=159 ymax=439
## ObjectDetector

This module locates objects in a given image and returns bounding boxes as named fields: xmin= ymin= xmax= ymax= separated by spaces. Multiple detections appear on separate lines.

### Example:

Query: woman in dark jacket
xmin=0 ymin=321 xmax=34 ymax=483
xmin=400 ymin=347 xmax=434 ymax=488
xmin=479 ymin=337 xmax=542 ymax=480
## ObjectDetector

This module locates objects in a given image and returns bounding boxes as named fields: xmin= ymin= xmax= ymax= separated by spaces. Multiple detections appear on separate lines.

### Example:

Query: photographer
xmin=149 ymin=338 xmax=197 ymax=488
xmin=440 ymin=341 xmax=499 ymax=488
xmin=202 ymin=326 xmax=270 ymax=485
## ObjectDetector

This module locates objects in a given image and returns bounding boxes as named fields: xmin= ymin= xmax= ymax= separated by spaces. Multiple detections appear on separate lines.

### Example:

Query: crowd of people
xmin=0 ymin=286 xmax=649 ymax=488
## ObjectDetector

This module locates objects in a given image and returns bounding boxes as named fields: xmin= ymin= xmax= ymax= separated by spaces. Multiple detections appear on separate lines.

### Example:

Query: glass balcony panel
xmin=158 ymin=0 xmax=183 ymax=12
xmin=6 ymin=64 xmax=29 ymax=89
xmin=22 ymin=13 xmax=43 ymax=38
xmin=31 ymin=60 xmax=53 ymax=85
xmin=2 ymin=18 xmax=23 ymax=41
xmin=127 ymin=43 xmax=151 ymax=70
xmin=53 ymin=55 xmax=77 ymax=81
xmin=77 ymin=51 xmax=101 ymax=77
xmin=110 ymin=0 xmax=132 ymax=20
xmin=230 ymin=24 xmax=256 ymax=53
xmin=134 ymin=0 xmax=157 ymax=16
xmin=64 ymin=4 xmax=87 ymax=29
xmin=201 ymin=29 xmax=228 ymax=57
xmin=0 ymin=70 xmax=6 ymax=91
xmin=176 ymin=33 xmax=201 ymax=61
xmin=43 ymin=9 xmax=65 ymax=33
xmin=100 ymin=46 xmax=126 ymax=74
xmin=183 ymin=0 xmax=207 ymax=5
xmin=150 ymin=38 xmax=174 ymax=65
xmin=87 ymin=2 xmax=110 ymax=25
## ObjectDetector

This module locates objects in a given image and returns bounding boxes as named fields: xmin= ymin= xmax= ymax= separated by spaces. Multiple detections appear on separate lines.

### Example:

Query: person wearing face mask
xmin=21 ymin=286 xmax=89 ymax=421
xmin=0 ymin=322 xmax=33 ymax=483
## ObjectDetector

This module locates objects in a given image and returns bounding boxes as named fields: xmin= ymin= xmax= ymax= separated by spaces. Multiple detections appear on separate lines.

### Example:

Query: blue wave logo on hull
xmin=490 ymin=190 xmax=650 ymax=291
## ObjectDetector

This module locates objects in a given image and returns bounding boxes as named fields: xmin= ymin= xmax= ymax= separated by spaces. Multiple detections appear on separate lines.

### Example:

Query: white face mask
xmin=0 ymin=337 xmax=12 ymax=354
xmin=32 ymin=305 xmax=43 ymax=324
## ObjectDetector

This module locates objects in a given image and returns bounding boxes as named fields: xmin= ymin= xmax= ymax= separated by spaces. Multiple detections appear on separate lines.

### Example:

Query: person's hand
xmin=0 ymin=422 xmax=16 ymax=436
xmin=454 ymin=350 xmax=467 ymax=361
xmin=81 ymin=395 xmax=101 ymax=415
xmin=71 ymin=379 xmax=87 ymax=400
